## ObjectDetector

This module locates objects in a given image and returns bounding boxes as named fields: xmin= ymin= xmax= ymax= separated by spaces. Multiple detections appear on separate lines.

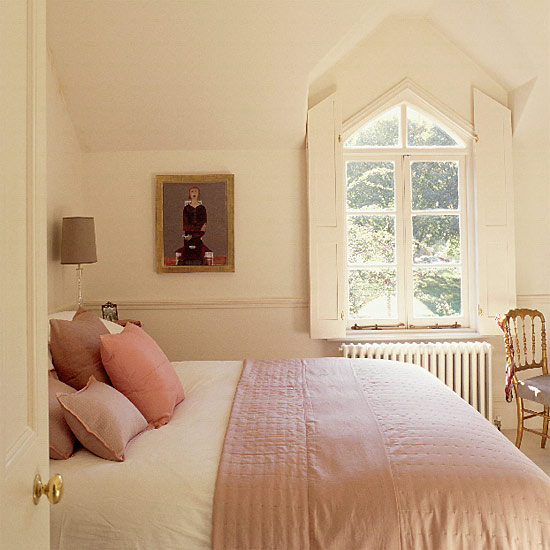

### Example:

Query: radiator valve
xmin=493 ymin=416 xmax=502 ymax=431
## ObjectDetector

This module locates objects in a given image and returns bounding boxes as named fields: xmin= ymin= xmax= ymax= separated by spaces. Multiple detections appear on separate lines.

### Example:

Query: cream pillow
xmin=100 ymin=317 xmax=124 ymax=334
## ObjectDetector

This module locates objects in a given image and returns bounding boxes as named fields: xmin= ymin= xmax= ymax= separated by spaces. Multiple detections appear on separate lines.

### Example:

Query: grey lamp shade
xmin=60 ymin=217 xmax=97 ymax=264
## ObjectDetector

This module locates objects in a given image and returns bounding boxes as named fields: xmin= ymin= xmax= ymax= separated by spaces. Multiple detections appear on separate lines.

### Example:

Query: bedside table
xmin=113 ymin=319 xmax=142 ymax=328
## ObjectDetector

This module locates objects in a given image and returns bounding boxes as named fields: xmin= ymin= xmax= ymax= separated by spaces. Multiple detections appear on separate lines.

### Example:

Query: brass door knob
xmin=33 ymin=473 xmax=63 ymax=505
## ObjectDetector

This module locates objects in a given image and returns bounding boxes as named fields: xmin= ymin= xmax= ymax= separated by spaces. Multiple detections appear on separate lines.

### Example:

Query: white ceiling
xmin=47 ymin=0 xmax=547 ymax=152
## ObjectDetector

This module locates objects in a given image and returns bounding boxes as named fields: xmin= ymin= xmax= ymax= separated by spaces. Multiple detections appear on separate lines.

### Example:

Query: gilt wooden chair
xmin=502 ymin=308 xmax=550 ymax=449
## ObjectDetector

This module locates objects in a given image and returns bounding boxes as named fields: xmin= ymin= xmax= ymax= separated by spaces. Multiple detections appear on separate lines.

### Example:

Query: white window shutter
xmin=474 ymin=88 xmax=516 ymax=334
xmin=307 ymin=93 xmax=346 ymax=339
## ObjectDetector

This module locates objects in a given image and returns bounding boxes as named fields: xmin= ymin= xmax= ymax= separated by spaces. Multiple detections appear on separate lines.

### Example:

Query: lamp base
xmin=76 ymin=264 xmax=83 ymax=307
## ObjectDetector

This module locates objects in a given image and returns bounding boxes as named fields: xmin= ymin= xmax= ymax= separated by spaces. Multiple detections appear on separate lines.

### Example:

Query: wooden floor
xmin=503 ymin=429 xmax=550 ymax=476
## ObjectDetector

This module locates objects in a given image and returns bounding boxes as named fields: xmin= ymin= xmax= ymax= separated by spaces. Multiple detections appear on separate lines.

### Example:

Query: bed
xmin=50 ymin=358 xmax=550 ymax=550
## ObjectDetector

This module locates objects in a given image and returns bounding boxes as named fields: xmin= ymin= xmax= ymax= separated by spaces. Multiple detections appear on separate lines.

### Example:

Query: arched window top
xmin=344 ymin=103 xmax=466 ymax=149
xmin=344 ymin=106 xmax=400 ymax=148
xmin=407 ymin=107 xmax=460 ymax=147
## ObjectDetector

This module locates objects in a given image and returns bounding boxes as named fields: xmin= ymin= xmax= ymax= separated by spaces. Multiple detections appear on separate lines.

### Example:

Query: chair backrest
xmin=503 ymin=308 xmax=547 ymax=374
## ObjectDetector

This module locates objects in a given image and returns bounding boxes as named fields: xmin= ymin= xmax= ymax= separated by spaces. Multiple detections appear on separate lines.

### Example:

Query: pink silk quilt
xmin=212 ymin=358 xmax=550 ymax=550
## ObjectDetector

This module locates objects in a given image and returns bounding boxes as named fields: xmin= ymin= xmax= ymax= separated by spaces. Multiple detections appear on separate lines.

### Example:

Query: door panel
xmin=1 ymin=1 xmax=50 ymax=548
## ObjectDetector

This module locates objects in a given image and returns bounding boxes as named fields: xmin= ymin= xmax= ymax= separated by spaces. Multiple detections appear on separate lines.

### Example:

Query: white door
xmin=1 ymin=1 xmax=51 ymax=549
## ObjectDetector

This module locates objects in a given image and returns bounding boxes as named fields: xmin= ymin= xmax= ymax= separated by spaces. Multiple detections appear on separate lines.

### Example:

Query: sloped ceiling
xmin=47 ymin=0 xmax=547 ymax=152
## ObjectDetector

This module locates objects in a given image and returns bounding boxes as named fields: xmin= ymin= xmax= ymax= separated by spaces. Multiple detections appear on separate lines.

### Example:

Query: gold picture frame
xmin=156 ymin=174 xmax=234 ymax=273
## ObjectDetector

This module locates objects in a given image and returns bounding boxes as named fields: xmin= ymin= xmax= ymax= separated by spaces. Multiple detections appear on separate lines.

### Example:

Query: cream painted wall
xmin=81 ymin=149 xmax=338 ymax=360
xmin=83 ymin=150 xmax=306 ymax=300
xmin=511 ymin=76 xmax=550 ymax=297
xmin=309 ymin=17 xmax=508 ymax=123
xmin=507 ymin=2 xmax=550 ymax=298
xmin=46 ymin=55 xmax=85 ymax=312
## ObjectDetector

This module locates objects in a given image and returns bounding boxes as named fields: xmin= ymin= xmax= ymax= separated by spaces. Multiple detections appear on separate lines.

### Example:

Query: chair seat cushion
xmin=517 ymin=374 xmax=550 ymax=405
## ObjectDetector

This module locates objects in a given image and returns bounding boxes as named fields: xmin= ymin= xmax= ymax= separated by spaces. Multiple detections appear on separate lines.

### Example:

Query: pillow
xmin=100 ymin=317 xmax=124 ymax=334
xmin=47 ymin=311 xmax=77 ymax=371
xmin=100 ymin=323 xmax=185 ymax=428
xmin=48 ymin=309 xmax=124 ymax=336
xmin=49 ymin=308 xmax=110 ymax=389
xmin=47 ymin=308 xmax=123 ymax=372
xmin=49 ymin=376 xmax=77 ymax=459
xmin=47 ymin=348 xmax=55 ymax=372
xmin=57 ymin=376 xmax=148 ymax=461
xmin=48 ymin=310 xmax=78 ymax=326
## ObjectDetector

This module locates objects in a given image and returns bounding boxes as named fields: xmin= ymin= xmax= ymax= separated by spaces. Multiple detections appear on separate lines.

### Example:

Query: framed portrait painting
xmin=156 ymin=174 xmax=234 ymax=273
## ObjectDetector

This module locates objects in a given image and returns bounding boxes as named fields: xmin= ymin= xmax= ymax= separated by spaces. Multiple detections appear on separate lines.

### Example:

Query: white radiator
xmin=341 ymin=342 xmax=493 ymax=421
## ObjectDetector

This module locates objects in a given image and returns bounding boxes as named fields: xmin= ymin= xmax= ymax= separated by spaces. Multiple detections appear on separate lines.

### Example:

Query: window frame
xmin=343 ymin=101 xmax=474 ymax=331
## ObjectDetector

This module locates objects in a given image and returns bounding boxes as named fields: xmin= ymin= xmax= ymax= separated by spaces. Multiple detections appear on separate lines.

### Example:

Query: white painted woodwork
xmin=474 ymin=88 xmax=516 ymax=334
xmin=307 ymin=93 xmax=346 ymax=339
xmin=1 ymin=1 xmax=50 ymax=548
xmin=342 ymin=85 xmax=473 ymax=329
xmin=343 ymin=78 xmax=475 ymax=145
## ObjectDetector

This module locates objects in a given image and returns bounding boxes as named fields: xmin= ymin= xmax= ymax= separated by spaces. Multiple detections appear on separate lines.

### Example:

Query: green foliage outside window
xmin=407 ymin=108 xmax=458 ymax=147
xmin=346 ymin=161 xmax=394 ymax=210
xmin=346 ymin=112 xmax=463 ymax=318
xmin=349 ymin=269 xmax=396 ymax=318
xmin=413 ymin=268 xmax=461 ymax=317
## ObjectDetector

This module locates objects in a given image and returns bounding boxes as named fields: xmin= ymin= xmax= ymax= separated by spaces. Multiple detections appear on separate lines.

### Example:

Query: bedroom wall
xmin=46 ymin=55 xmax=85 ymax=312
xmin=309 ymin=17 xmax=508 ymax=126
xmin=309 ymin=17 xmax=516 ymax=427
xmin=46 ymin=16 xmax=543 ymax=428
xmin=512 ymin=76 xmax=550 ymax=310
xmin=511 ymin=16 xmax=550 ymax=431
xmin=81 ymin=149 xmax=337 ymax=360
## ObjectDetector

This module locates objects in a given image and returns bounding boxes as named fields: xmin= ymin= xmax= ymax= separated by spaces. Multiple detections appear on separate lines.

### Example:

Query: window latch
xmin=408 ymin=322 xmax=462 ymax=330
xmin=351 ymin=323 xmax=405 ymax=330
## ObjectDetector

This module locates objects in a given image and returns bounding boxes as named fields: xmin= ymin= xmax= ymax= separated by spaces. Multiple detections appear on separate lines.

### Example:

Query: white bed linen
xmin=50 ymin=361 xmax=243 ymax=550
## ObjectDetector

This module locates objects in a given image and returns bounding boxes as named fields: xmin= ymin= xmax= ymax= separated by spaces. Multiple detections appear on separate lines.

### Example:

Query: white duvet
xmin=50 ymin=361 xmax=243 ymax=550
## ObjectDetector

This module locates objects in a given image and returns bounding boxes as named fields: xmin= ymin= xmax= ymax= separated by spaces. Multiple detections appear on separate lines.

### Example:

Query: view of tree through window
xmin=345 ymin=103 xmax=467 ymax=324
xmin=407 ymin=107 xmax=458 ymax=147
xmin=344 ymin=107 xmax=400 ymax=148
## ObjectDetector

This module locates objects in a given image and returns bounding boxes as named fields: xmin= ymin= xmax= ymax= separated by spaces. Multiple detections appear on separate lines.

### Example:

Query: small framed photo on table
xmin=101 ymin=301 xmax=118 ymax=322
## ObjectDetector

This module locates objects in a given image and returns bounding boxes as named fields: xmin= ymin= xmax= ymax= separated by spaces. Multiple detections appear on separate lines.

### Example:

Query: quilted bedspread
xmin=212 ymin=358 xmax=550 ymax=550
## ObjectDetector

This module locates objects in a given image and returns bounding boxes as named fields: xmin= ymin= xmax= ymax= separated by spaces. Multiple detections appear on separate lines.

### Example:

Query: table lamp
xmin=60 ymin=217 xmax=97 ymax=307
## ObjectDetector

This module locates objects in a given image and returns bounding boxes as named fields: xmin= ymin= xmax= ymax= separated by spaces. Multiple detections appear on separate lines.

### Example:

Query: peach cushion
xmin=100 ymin=323 xmax=185 ymax=428
xmin=49 ymin=376 xmax=77 ymax=460
xmin=57 ymin=376 xmax=148 ymax=462
xmin=49 ymin=308 xmax=110 ymax=389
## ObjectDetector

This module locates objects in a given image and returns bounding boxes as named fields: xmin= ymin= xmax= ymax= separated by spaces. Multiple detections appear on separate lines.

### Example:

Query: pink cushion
xmin=49 ymin=376 xmax=77 ymax=459
xmin=57 ymin=376 xmax=148 ymax=462
xmin=100 ymin=323 xmax=185 ymax=428
xmin=49 ymin=308 xmax=110 ymax=389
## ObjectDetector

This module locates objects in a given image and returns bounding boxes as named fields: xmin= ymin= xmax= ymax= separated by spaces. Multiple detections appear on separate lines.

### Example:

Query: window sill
xmin=331 ymin=329 xmax=482 ymax=343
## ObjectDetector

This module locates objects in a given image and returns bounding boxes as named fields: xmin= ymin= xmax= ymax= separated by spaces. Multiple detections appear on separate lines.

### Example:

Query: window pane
xmin=407 ymin=107 xmax=460 ymax=147
xmin=348 ymin=215 xmax=395 ymax=264
xmin=413 ymin=267 xmax=461 ymax=317
xmin=344 ymin=106 xmax=399 ymax=148
xmin=412 ymin=215 xmax=460 ymax=264
xmin=411 ymin=161 xmax=458 ymax=210
xmin=349 ymin=269 xmax=397 ymax=319
xmin=346 ymin=161 xmax=395 ymax=210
